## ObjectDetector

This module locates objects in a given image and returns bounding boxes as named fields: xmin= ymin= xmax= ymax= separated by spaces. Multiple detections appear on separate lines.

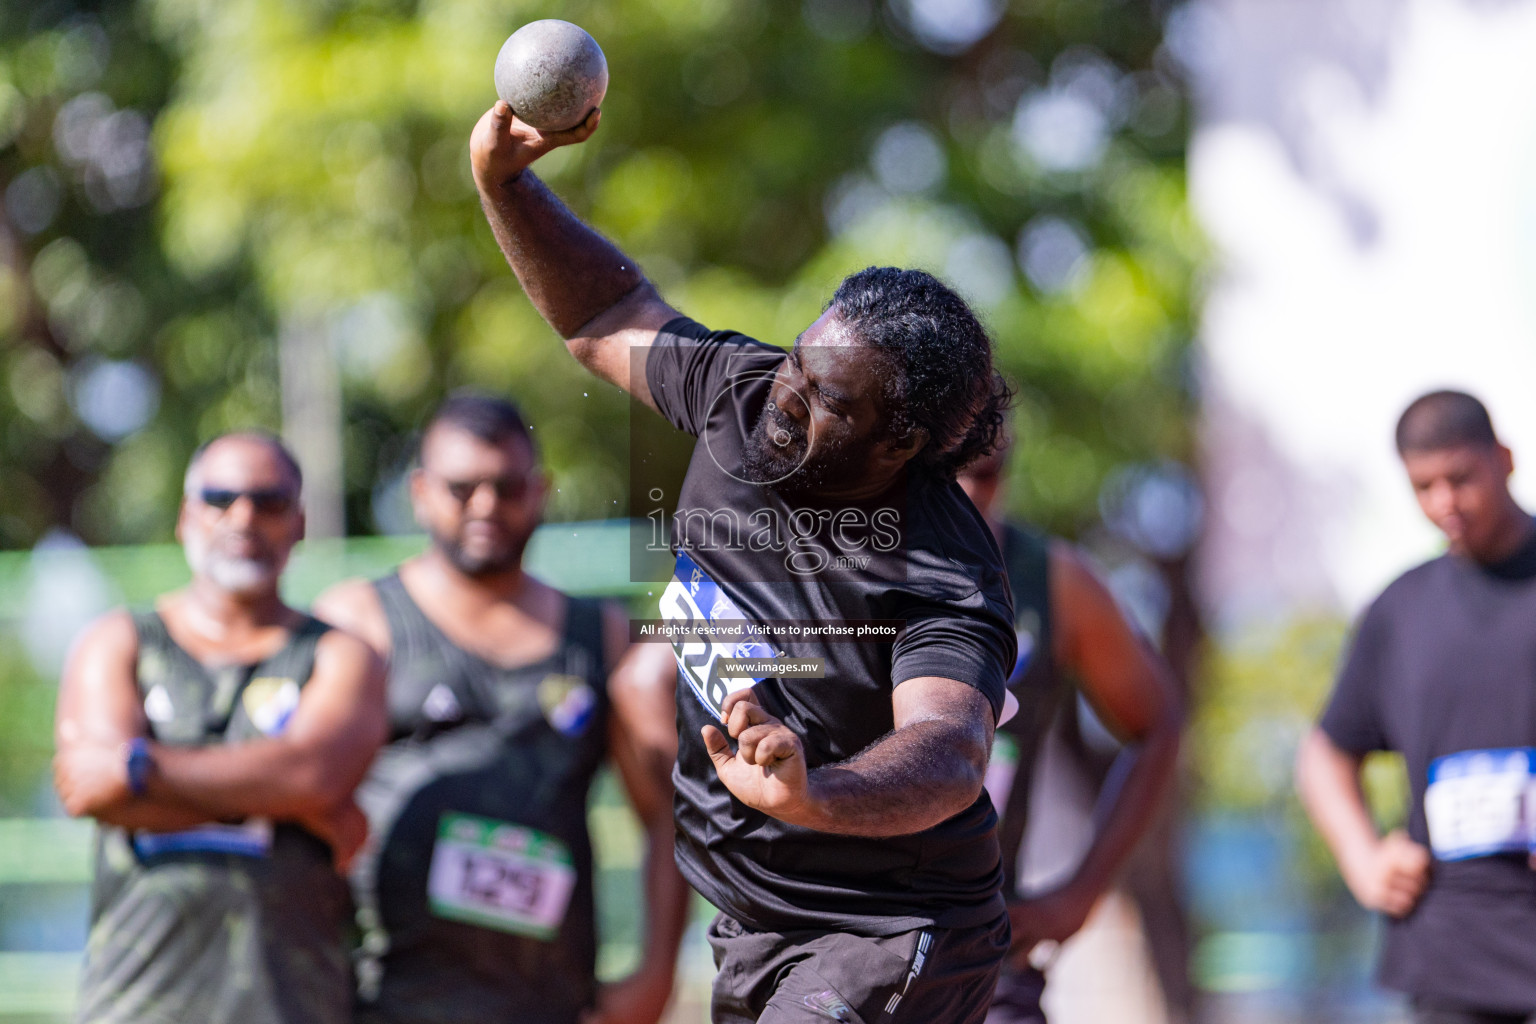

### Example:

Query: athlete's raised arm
xmin=469 ymin=101 xmax=680 ymax=412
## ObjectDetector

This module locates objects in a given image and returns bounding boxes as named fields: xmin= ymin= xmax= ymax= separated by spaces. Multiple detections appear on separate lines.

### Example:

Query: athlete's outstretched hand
xmin=702 ymin=690 xmax=811 ymax=824
xmin=470 ymin=101 xmax=600 ymax=194
xmin=1343 ymin=828 xmax=1431 ymax=918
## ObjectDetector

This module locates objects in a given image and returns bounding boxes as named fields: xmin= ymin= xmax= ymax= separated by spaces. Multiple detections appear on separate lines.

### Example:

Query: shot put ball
xmin=493 ymin=20 xmax=608 ymax=132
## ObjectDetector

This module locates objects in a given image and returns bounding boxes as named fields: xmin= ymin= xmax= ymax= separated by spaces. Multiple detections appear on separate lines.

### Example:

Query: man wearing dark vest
xmin=1298 ymin=391 xmax=1536 ymax=1024
xmin=957 ymin=444 xmax=1182 ymax=1024
xmin=313 ymin=393 xmax=689 ymax=1024
xmin=53 ymin=432 xmax=388 ymax=1024
xmin=465 ymin=100 xmax=1017 ymax=1023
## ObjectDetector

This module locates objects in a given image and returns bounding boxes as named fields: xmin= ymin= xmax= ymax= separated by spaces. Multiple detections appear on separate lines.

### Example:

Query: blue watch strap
xmin=125 ymin=738 xmax=152 ymax=798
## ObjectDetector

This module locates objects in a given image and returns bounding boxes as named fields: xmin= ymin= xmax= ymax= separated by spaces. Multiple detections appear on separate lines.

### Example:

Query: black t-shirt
xmin=645 ymin=317 xmax=1015 ymax=936
xmin=1319 ymin=526 xmax=1536 ymax=1012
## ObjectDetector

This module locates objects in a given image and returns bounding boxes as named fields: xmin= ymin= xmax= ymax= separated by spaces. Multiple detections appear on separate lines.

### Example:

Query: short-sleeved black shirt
xmin=1319 ymin=526 xmax=1536 ymax=1012
xmin=645 ymin=317 xmax=1015 ymax=936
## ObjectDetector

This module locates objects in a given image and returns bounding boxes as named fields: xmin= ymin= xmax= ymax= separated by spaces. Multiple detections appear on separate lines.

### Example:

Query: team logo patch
xmin=242 ymin=677 xmax=301 ymax=735
xmin=143 ymin=683 xmax=175 ymax=724
xmin=537 ymin=674 xmax=595 ymax=737
xmin=423 ymin=683 xmax=463 ymax=723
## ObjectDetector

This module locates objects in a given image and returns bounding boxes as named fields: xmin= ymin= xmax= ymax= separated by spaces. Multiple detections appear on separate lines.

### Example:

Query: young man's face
xmin=1402 ymin=442 xmax=1515 ymax=559
xmin=412 ymin=424 xmax=545 ymax=576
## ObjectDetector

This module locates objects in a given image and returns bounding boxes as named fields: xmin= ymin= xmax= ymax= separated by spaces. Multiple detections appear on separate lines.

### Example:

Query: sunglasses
xmin=197 ymin=488 xmax=297 ymax=515
xmin=436 ymin=475 xmax=532 ymax=505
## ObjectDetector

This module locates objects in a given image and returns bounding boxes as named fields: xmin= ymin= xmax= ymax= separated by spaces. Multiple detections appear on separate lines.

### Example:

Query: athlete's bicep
xmin=609 ymin=641 xmax=680 ymax=771
xmin=57 ymin=610 xmax=144 ymax=748
xmin=565 ymin=284 xmax=676 ymax=414
xmin=311 ymin=578 xmax=393 ymax=660
xmin=284 ymin=630 xmax=387 ymax=784
xmin=1051 ymin=545 xmax=1178 ymax=742
xmin=891 ymin=676 xmax=995 ymax=759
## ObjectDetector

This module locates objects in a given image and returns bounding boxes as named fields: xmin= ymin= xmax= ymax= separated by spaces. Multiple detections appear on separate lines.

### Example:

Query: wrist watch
xmin=125 ymin=738 xmax=153 ymax=798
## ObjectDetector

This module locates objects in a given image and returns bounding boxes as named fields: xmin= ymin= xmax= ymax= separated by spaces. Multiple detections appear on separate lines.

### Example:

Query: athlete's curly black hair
xmin=827 ymin=267 xmax=1012 ymax=479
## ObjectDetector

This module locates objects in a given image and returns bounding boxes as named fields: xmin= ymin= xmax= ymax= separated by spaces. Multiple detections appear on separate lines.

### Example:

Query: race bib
xmin=1424 ymin=747 xmax=1536 ymax=861
xmin=132 ymin=817 xmax=273 ymax=859
xmin=660 ymin=551 xmax=777 ymax=720
xmin=427 ymin=813 xmax=576 ymax=940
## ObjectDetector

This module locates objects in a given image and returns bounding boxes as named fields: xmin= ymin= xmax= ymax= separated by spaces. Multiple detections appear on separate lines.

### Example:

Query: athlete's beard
xmin=431 ymin=524 xmax=530 ymax=578
xmin=184 ymin=531 xmax=283 ymax=596
xmin=741 ymin=400 xmax=880 ymax=496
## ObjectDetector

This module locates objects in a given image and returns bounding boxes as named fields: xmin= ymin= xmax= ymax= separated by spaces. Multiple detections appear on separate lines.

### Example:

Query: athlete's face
xmin=957 ymin=448 xmax=1007 ymax=523
xmin=178 ymin=438 xmax=304 ymax=597
xmin=413 ymin=424 xmax=545 ymax=577
xmin=1402 ymin=442 xmax=1515 ymax=559
xmin=742 ymin=310 xmax=916 ymax=495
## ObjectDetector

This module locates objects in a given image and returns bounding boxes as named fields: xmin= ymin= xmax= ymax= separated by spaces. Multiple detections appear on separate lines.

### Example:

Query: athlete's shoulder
xmin=72 ymin=607 xmax=140 ymax=659
xmin=1371 ymin=554 xmax=1453 ymax=606
xmin=906 ymin=475 xmax=1008 ymax=590
xmin=311 ymin=576 xmax=391 ymax=658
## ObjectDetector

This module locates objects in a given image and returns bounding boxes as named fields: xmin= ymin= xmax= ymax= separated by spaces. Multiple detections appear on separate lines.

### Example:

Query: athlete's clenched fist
xmin=702 ymin=689 xmax=814 ymax=826
xmin=470 ymin=100 xmax=600 ymax=194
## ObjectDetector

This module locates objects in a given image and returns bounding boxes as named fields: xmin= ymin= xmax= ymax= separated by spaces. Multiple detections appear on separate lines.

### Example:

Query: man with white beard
xmin=54 ymin=431 xmax=387 ymax=1024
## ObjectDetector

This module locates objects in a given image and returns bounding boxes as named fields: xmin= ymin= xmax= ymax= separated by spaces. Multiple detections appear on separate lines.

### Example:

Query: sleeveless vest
xmin=351 ymin=574 xmax=610 ymax=1024
xmin=78 ymin=611 xmax=352 ymax=1024
xmin=992 ymin=524 xmax=1073 ymax=898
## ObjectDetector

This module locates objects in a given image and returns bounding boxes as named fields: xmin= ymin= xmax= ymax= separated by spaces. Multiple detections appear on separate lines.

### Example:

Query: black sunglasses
xmin=438 ymin=475 xmax=532 ymax=505
xmin=198 ymin=488 xmax=297 ymax=515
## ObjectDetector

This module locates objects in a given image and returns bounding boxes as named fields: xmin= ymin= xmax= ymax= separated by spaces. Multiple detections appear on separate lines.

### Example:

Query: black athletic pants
xmin=706 ymin=910 xmax=1010 ymax=1024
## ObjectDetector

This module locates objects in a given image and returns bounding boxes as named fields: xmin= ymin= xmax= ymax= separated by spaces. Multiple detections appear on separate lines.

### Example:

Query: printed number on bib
xmin=660 ymin=551 xmax=777 ymax=720
xmin=427 ymin=813 xmax=576 ymax=940
xmin=1424 ymin=747 xmax=1536 ymax=861
xmin=132 ymin=818 xmax=273 ymax=859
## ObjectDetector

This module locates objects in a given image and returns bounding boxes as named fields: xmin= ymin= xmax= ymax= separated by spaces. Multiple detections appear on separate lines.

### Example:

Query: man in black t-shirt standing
xmin=468 ymin=101 xmax=1017 ymax=1022
xmin=1298 ymin=391 xmax=1536 ymax=1024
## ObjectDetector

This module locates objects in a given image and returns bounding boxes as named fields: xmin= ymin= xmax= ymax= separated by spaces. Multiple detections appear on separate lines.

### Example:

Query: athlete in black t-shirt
xmin=958 ymin=444 xmax=1182 ymax=1024
xmin=469 ymin=102 xmax=1016 ymax=1021
xmin=1298 ymin=391 xmax=1536 ymax=1024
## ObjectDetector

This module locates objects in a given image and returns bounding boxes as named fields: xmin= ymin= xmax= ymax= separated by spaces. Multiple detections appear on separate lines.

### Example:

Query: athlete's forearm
xmin=799 ymin=718 xmax=990 ymax=837
xmin=1056 ymin=703 xmax=1181 ymax=902
xmin=637 ymin=810 xmax=691 ymax=986
xmin=93 ymin=800 xmax=222 ymax=832
xmin=1296 ymin=727 xmax=1380 ymax=872
xmin=147 ymin=737 xmax=358 ymax=821
xmin=478 ymin=170 xmax=647 ymax=339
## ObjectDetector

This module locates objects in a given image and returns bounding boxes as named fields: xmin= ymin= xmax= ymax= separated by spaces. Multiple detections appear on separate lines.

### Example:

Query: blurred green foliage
xmin=1191 ymin=616 xmax=1410 ymax=899
xmin=1 ymin=0 xmax=1199 ymax=547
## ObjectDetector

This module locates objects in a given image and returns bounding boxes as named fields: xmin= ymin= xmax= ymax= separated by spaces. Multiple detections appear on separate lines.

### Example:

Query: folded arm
xmin=145 ymin=629 xmax=386 ymax=822
xmin=55 ymin=611 xmax=387 ymax=861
